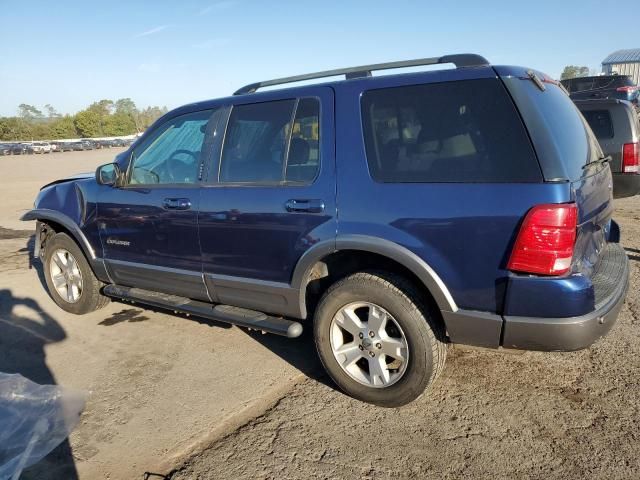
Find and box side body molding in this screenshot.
[292,234,458,317]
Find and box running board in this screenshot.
[102,285,303,338]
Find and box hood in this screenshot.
[41,172,94,190]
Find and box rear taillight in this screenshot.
[616,86,639,93]
[622,143,639,173]
[508,204,578,276]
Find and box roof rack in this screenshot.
[233,53,489,95]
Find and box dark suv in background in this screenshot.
[23,54,630,406]
[575,99,640,198]
[561,75,640,110]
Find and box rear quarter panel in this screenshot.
[334,71,571,313]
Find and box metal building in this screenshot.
[602,48,640,85]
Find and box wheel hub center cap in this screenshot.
[361,338,374,351]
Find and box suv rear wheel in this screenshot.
[43,232,110,315]
[314,271,446,407]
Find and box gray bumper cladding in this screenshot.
[502,243,630,351]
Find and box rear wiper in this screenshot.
[583,155,611,169]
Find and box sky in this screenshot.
[0,0,636,117]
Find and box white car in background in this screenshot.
[30,142,52,154]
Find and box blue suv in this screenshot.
[23,54,630,406]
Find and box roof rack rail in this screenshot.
[233,53,489,95]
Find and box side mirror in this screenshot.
[96,163,121,186]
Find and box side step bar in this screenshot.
[103,285,303,338]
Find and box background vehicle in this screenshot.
[11,143,30,155]
[576,99,640,198]
[561,75,640,110]
[70,141,95,151]
[81,139,95,150]
[0,144,12,155]
[23,54,629,407]
[30,142,52,154]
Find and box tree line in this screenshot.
[0,99,168,141]
[560,65,590,80]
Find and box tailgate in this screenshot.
[572,162,614,276]
[496,67,615,276]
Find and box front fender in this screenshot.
[21,208,96,260]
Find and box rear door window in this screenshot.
[361,78,541,183]
[219,98,321,184]
[581,110,614,139]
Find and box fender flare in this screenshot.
[21,208,96,260]
[292,234,458,316]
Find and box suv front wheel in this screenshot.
[314,271,446,407]
[43,232,110,315]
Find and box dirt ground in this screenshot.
[0,150,315,480]
[172,197,640,480]
[2,150,639,479]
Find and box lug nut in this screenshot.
[376,343,382,349]
[358,332,364,339]
[358,345,364,351]
[369,352,375,357]
[369,331,375,338]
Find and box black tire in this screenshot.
[43,232,110,315]
[314,271,446,407]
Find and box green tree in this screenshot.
[74,110,102,137]
[115,98,137,115]
[44,104,61,118]
[138,106,167,129]
[560,65,589,80]
[88,99,114,117]
[50,115,78,139]
[104,111,136,136]
[18,103,43,120]
[0,117,33,141]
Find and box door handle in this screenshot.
[285,199,324,213]
[163,198,191,210]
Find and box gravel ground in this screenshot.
[172,196,640,480]
[0,150,315,479]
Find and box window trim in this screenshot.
[121,107,218,188]
[215,96,322,187]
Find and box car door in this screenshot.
[97,107,222,300]
[198,88,336,317]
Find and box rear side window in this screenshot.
[361,78,541,183]
[219,98,321,184]
[581,110,614,139]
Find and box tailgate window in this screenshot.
[502,78,602,181]
[361,78,542,183]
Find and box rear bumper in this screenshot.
[444,243,629,351]
[502,243,629,351]
[613,173,640,199]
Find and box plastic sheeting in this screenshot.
[0,373,86,480]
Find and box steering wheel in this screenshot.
[131,166,160,184]
[167,149,198,183]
